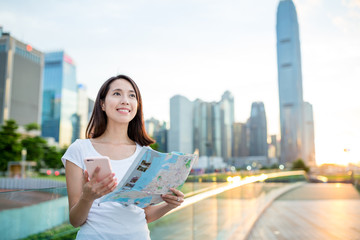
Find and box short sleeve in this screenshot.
[61,139,85,169]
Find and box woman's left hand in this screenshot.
[161,188,185,209]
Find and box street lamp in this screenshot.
[21,148,27,178]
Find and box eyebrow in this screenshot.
[111,88,135,93]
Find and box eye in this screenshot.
[130,93,136,98]
[113,92,121,96]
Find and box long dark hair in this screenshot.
[86,75,155,146]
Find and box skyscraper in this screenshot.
[232,122,249,157]
[303,102,316,166]
[76,84,89,139]
[0,27,44,126]
[168,95,193,153]
[249,102,268,157]
[220,91,234,162]
[41,51,78,147]
[276,0,304,165]
[145,117,168,152]
[193,100,216,156]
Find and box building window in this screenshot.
[281,63,292,68]
[280,38,291,43]
[15,46,41,64]
[0,44,6,52]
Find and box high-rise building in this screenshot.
[303,102,316,166]
[193,100,216,156]
[276,0,305,165]
[269,134,280,160]
[145,117,168,152]
[232,122,249,157]
[0,27,44,126]
[169,91,234,159]
[76,84,89,139]
[41,51,78,147]
[249,102,268,157]
[88,98,95,120]
[212,101,222,157]
[168,95,193,153]
[220,91,234,162]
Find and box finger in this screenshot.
[163,197,183,206]
[100,174,116,188]
[162,194,183,203]
[83,170,89,182]
[90,167,100,182]
[170,188,185,198]
[100,179,118,195]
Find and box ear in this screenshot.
[100,100,105,111]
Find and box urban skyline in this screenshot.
[0,0,359,166]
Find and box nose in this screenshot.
[121,96,129,105]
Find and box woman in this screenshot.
[62,75,184,239]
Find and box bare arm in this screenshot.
[65,160,117,227]
[144,188,184,223]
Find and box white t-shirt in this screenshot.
[62,139,151,240]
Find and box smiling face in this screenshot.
[101,79,138,125]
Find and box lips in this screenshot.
[117,108,131,113]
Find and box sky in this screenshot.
[1,0,359,166]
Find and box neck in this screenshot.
[96,121,134,145]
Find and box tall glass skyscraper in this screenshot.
[220,91,234,162]
[303,102,316,167]
[249,102,268,157]
[41,51,78,147]
[168,95,193,154]
[276,0,304,165]
[0,27,44,126]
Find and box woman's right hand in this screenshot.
[81,167,118,202]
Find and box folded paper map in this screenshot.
[100,147,198,208]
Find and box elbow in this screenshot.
[146,217,153,224]
[69,216,86,228]
[70,220,81,228]
[145,214,152,224]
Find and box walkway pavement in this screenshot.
[247,183,360,240]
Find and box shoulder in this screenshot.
[136,143,152,152]
[61,139,89,169]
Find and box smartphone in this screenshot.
[84,156,112,181]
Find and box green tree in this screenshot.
[270,163,279,169]
[21,136,47,167]
[0,120,22,171]
[150,142,160,152]
[24,122,40,131]
[292,158,310,173]
[43,145,64,169]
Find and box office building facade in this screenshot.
[303,102,316,166]
[168,95,193,154]
[0,27,44,126]
[76,84,89,139]
[232,122,249,157]
[193,100,216,156]
[249,102,268,157]
[276,0,305,165]
[41,51,78,147]
[145,117,168,152]
[220,91,234,162]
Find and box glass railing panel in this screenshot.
[0,187,69,240]
[0,171,306,240]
